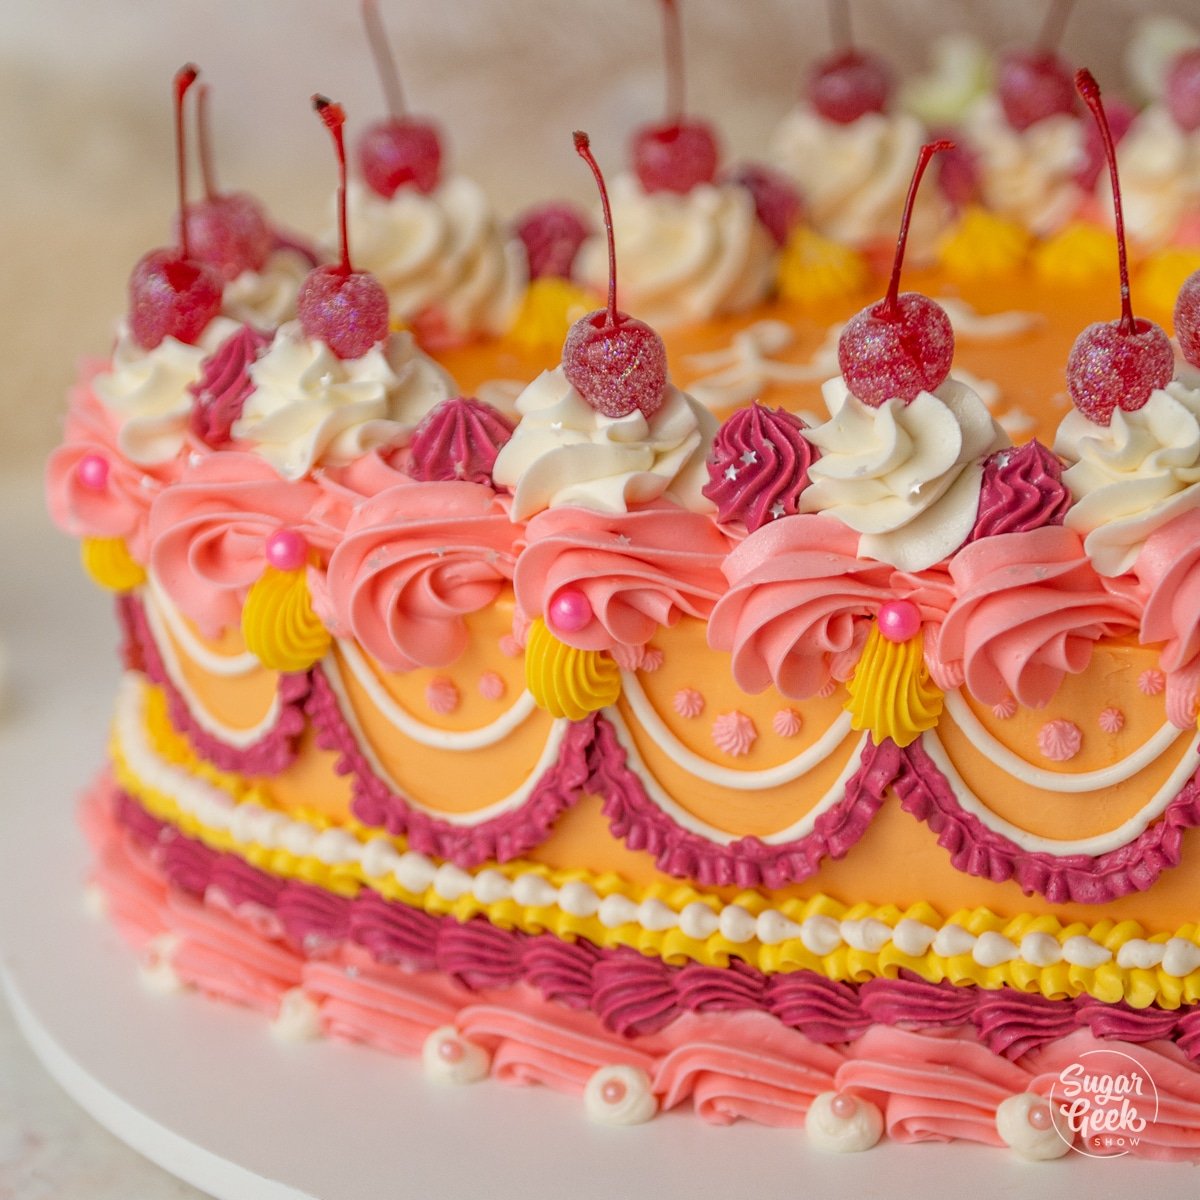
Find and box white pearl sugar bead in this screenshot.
[422,1026,491,1085]
[583,1065,658,1125]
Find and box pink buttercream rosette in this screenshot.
[937,526,1140,709]
[315,480,521,672]
[514,504,731,653]
[707,515,893,698]
[46,366,182,563]
[148,452,340,638]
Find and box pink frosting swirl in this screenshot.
[702,403,816,532]
[317,481,520,672]
[46,370,178,562]
[708,515,893,698]
[966,440,1071,543]
[188,324,271,448]
[937,526,1140,708]
[514,504,730,652]
[148,452,337,637]
[1134,507,1200,674]
[407,396,515,486]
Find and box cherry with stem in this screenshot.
[807,0,893,125]
[997,0,1077,132]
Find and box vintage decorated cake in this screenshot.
[45,1,1200,1161]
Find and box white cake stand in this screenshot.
[0,476,1192,1199]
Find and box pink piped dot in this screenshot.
[479,671,506,701]
[877,599,921,643]
[830,1093,858,1120]
[1027,1102,1053,1131]
[1139,669,1165,696]
[601,1079,627,1104]
[548,587,593,634]
[438,1037,465,1063]
[499,634,523,658]
[77,453,110,491]
[265,529,308,571]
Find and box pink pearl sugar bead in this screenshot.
[830,1093,858,1120]
[77,453,110,491]
[265,529,308,572]
[877,599,921,643]
[1026,1102,1053,1131]
[437,1036,465,1064]
[548,587,593,634]
[601,1078,628,1104]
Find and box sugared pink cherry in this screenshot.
[830,1093,858,1120]
[128,65,223,350]
[513,203,591,280]
[997,2,1078,131]
[837,141,954,407]
[1027,1102,1053,1131]
[935,138,981,210]
[265,529,308,572]
[630,0,719,194]
[299,96,390,360]
[809,50,893,124]
[548,587,593,634]
[723,163,805,246]
[1166,48,1200,133]
[1066,70,1173,425]
[177,84,273,281]
[564,132,668,420]
[877,599,921,643]
[1174,270,1200,369]
[358,0,443,196]
[77,454,109,492]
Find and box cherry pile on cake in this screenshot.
[46,1,1200,1161]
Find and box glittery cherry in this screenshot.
[836,141,954,406]
[630,0,719,194]
[722,163,805,246]
[1166,48,1200,133]
[563,132,667,419]
[997,1,1077,132]
[178,83,273,281]
[357,0,442,196]
[1175,270,1200,369]
[807,2,892,124]
[128,65,223,350]
[1066,70,1174,425]
[297,97,390,360]
[513,202,592,280]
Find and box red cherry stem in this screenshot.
[1037,0,1075,52]
[660,0,685,124]
[313,95,353,275]
[573,131,619,328]
[362,0,407,120]
[1076,69,1135,334]
[173,64,199,260]
[877,139,952,321]
[197,83,218,201]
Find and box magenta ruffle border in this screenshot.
[586,714,894,889]
[111,786,1200,1063]
[121,594,309,777]
[304,665,593,868]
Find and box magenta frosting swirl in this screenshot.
[972,988,1080,1059]
[437,918,522,991]
[406,396,515,486]
[188,324,271,449]
[592,949,681,1037]
[859,974,977,1030]
[352,890,442,971]
[521,937,602,1011]
[966,440,1071,543]
[764,971,872,1042]
[702,404,816,532]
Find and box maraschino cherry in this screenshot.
[630,0,719,194]
[514,203,592,280]
[1066,70,1174,424]
[563,132,667,419]
[178,83,273,281]
[807,1,893,124]
[836,141,954,406]
[1166,48,1200,133]
[128,65,223,350]
[1175,271,1200,369]
[297,97,390,360]
[357,0,442,196]
[722,163,805,247]
[996,0,1077,132]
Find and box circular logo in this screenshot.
[1048,1047,1160,1158]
